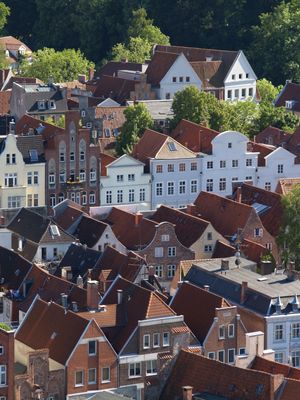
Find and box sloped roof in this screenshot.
[276,178,300,195]
[247,141,275,166]
[0,91,10,115]
[242,239,269,264]
[190,60,225,88]
[0,245,32,289]
[171,119,219,154]
[251,356,300,380]
[74,215,108,248]
[15,114,64,139]
[92,75,135,104]
[171,281,229,343]
[151,205,209,247]
[94,61,144,79]
[212,240,235,258]
[16,298,89,364]
[160,349,275,400]
[100,152,116,177]
[0,36,31,52]
[275,82,300,112]
[104,207,156,250]
[16,135,45,163]
[193,191,254,238]
[255,126,291,146]
[53,204,84,231]
[146,51,179,86]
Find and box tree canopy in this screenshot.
[0,1,9,32]
[116,103,153,155]
[19,48,94,82]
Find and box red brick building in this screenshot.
[0,325,14,400]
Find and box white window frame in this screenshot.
[167,264,176,278]
[88,340,97,356]
[128,362,141,378]
[155,247,163,258]
[228,324,235,338]
[156,182,163,197]
[168,246,176,257]
[102,367,110,383]
[218,350,225,362]
[163,332,170,347]
[75,370,84,387]
[274,324,284,341]
[146,359,157,376]
[153,333,160,348]
[208,352,215,359]
[88,368,97,384]
[219,325,225,339]
[143,334,150,349]
[167,181,175,195]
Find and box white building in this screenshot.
[100,154,151,211]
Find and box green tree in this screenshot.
[256,79,281,104]
[116,103,153,155]
[0,2,9,32]
[44,115,65,128]
[278,185,300,267]
[19,48,94,82]
[250,0,300,85]
[112,37,152,63]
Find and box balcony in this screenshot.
[60,179,86,190]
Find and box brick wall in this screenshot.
[0,328,14,400]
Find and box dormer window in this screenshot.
[285,100,294,109]
[49,100,56,109]
[38,100,46,110]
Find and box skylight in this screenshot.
[29,149,38,162]
[168,142,177,151]
[50,225,60,236]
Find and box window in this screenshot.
[153,333,160,347]
[246,158,252,167]
[219,325,225,339]
[27,194,32,207]
[278,164,283,174]
[207,232,212,240]
[232,177,238,182]
[179,76,183,83]
[168,142,177,151]
[105,128,110,137]
[227,143,232,149]
[239,73,243,79]
[218,350,225,362]
[228,349,235,364]
[191,162,197,171]
[232,160,238,168]
[292,323,300,338]
[227,90,232,99]
[128,174,135,181]
[129,189,135,203]
[140,188,145,202]
[179,163,185,172]
[167,181,174,195]
[129,362,141,377]
[12,153,16,164]
[155,247,163,257]
[168,264,176,277]
[246,73,249,78]
[59,171,66,183]
[49,194,56,207]
[80,150,85,161]
[168,246,176,257]
[5,173,17,187]
[219,178,226,191]
[232,74,236,80]
[156,182,163,196]
[161,234,170,242]
[228,324,235,338]
[33,194,38,207]
[5,154,9,164]
[49,173,55,186]
[70,152,75,162]
[117,190,123,203]
[266,242,272,251]
[89,191,96,204]
[156,165,163,173]
[220,160,226,168]
[172,76,176,82]
[88,368,96,384]
[254,228,263,237]
[27,172,32,185]
[106,190,112,204]
[206,179,213,192]
[155,265,163,278]
[79,169,85,181]
[249,88,253,96]
[275,352,284,363]
[208,352,215,360]
[207,161,213,169]
[204,245,213,252]
[186,76,190,82]
[274,324,284,341]
[143,334,150,349]
[58,193,64,203]
[0,365,5,386]
[163,332,170,347]
[292,351,300,367]
[168,163,174,172]
[242,88,246,97]
[239,348,246,355]
[191,180,198,193]
[88,340,97,355]
[102,367,110,383]
[8,196,21,208]
[38,100,45,110]
[265,182,271,191]
[146,360,157,375]
[179,181,186,194]
[32,171,38,184]
[234,89,239,98]
[59,152,65,162]
[0,347,3,356]
[75,370,84,387]
[117,174,123,182]
[90,169,96,182]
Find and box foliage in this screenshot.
[0,322,11,331]
[278,185,300,267]
[256,78,281,104]
[19,48,94,82]
[0,1,9,32]
[116,103,153,155]
[44,115,65,128]
[250,0,300,85]
[111,7,169,63]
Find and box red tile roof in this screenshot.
[92,75,135,104]
[247,141,274,166]
[15,114,64,139]
[132,128,168,165]
[146,51,179,86]
[100,152,116,176]
[242,239,269,264]
[276,178,300,195]
[255,126,291,147]
[0,91,10,114]
[151,205,210,247]
[212,240,235,258]
[160,349,277,400]
[94,61,144,79]
[171,119,219,153]
[171,281,230,343]
[251,356,300,380]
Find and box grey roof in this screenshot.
[126,100,174,120]
[185,259,300,316]
[191,257,257,272]
[16,135,45,163]
[68,391,134,400]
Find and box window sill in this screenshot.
[128,375,141,379]
[88,381,97,385]
[101,380,111,384]
[146,372,157,376]
[74,384,84,388]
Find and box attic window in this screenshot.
[38,100,46,110]
[29,149,38,162]
[49,100,56,109]
[285,100,294,109]
[50,225,60,236]
[168,142,177,151]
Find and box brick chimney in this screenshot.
[135,212,143,226]
[236,187,242,203]
[87,280,100,310]
[182,386,193,400]
[240,281,248,304]
[186,204,197,216]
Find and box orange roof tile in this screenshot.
[100,152,116,176]
[276,178,300,195]
[0,91,10,114]
[251,356,300,380]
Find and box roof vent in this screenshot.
[206,56,213,62]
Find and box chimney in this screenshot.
[72,301,78,312]
[240,281,248,304]
[9,120,15,135]
[76,275,83,288]
[236,187,242,203]
[87,280,100,310]
[117,289,123,305]
[135,212,143,226]
[186,204,197,216]
[221,259,229,271]
[204,285,210,291]
[88,67,94,81]
[182,386,193,400]
[61,293,68,309]
[0,216,5,226]
[61,266,73,281]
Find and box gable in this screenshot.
[224,51,257,83]
[160,53,202,87]
[107,153,145,168]
[156,136,197,159]
[265,146,296,161]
